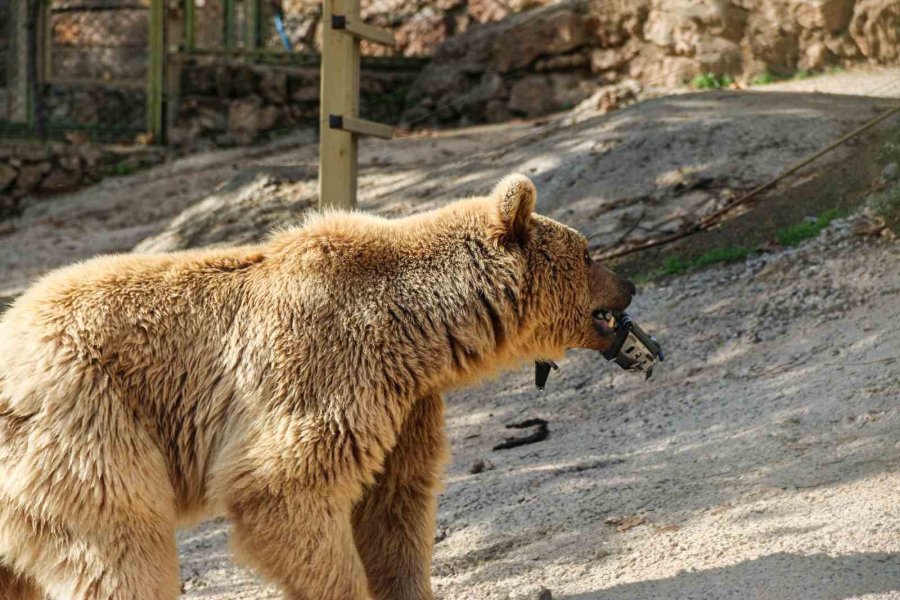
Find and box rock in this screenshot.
[40,167,82,193]
[643,0,746,54]
[508,75,554,117]
[15,144,50,162]
[259,71,288,105]
[850,0,900,62]
[535,52,589,71]
[850,214,887,236]
[695,36,742,74]
[59,154,82,173]
[469,458,495,474]
[491,4,589,72]
[588,0,650,47]
[227,96,280,142]
[800,41,830,70]
[214,66,232,98]
[574,79,641,114]
[589,44,636,73]
[485,99,511,122]
[399,0,898,128]
[882,162,899,181]
[395,8,449,56]
[741,9,800,76]
[231,66,257,97]
[14,164,46,193]
[468,0,510,23]
[290,79,321,103]
[0,164,17,190]
[533,587,553,600]
[795,0,856,33]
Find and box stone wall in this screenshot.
[275,0,524,57]
[43,85,147,133]
[0,141,165,219]
[400,0,900,127]
[170,61,421,148]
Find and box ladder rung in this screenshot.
[329,115,394,139]
[331,15,394,46]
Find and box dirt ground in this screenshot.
[1,67,899,599]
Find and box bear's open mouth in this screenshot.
[592,309,618,336]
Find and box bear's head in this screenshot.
[488,173,635,359]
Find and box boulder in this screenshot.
[491,3,589,72]
[228,96,280,142]
[508,75,555,117]
[850,0,900,62]
[14,164,47,194]
[259,70,288,105]
[590,43,638,73]
[794,0,855,33]
[40,167,82,193]
[800,40,830,70]
[395,7,449,56]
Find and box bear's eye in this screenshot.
[584,250,592,265]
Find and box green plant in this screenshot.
[662,245,752,276]
[751,71,779,86]
[692,72,735,90]
[751,70,817,86]
[112,162,133,176]
[774,208,843,246]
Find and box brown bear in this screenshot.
[0,174,634,600]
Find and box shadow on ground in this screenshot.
[563,552,900,600]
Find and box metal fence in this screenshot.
[0,0,427,145]
[0,0,154,142]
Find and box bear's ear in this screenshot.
[489,173,536,245]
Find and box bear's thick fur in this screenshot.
[0,174,634,600]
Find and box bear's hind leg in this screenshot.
[230,487,370,600]
[1,506,181,600]
[0,564,42,600]
[352,394,448,600]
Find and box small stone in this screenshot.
[0,163,17,190]
[882,162,898,181]
[469,458,495,474]
[59,154,82,173]
[533,587,553,600]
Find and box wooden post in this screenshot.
[223,0,235,51]
[8,0,31,124]
[318,0,394,211]
[246,0,260,49]
[319,0,360,210]
[184,0,194,50]
[147,0,165,142]
[165,0,183,137]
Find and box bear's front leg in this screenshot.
[352,394,449,600]
[229,484,371,600]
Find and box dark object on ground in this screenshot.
[533,587,553,600]
[493,418,549,450]
[469,458,495,474]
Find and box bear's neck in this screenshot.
[382,236,536,399]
